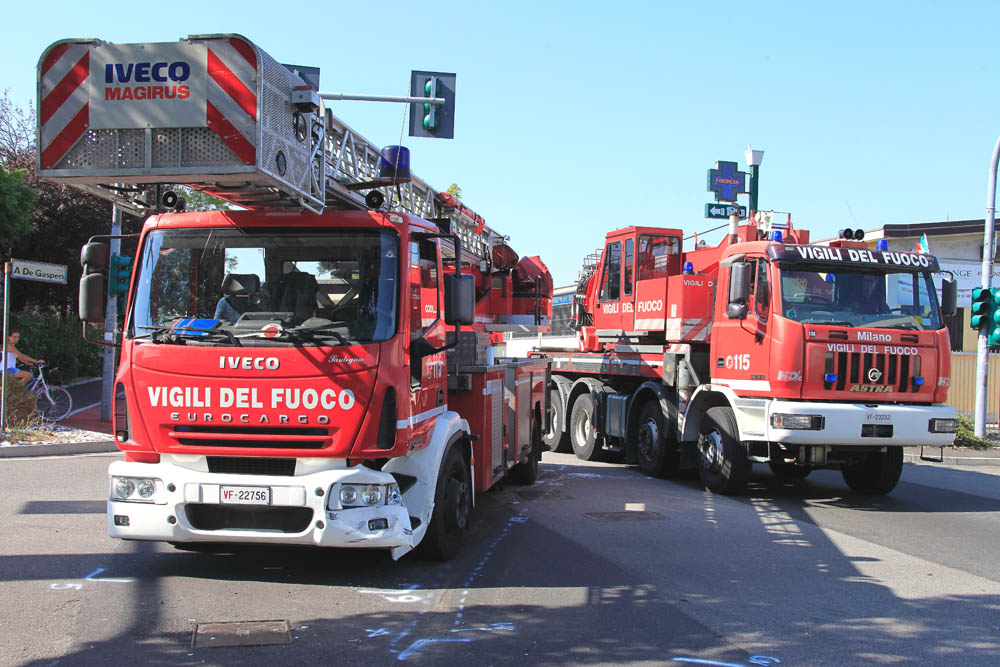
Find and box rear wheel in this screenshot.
[542,388,570,453]
[419,444,472,560]
[697,406,750,494]
[510,417,541,485]
[37,386,73,422]
[636,400,677,477]
[768,462,812,480]
[841,446,903,495]
[570,393,602,461]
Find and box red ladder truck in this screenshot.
[37,34,552,559]
[541,213,959,495]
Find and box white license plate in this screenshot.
[220,485,272,505]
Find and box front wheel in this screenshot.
[841,447,903,495]
[419,444,472,561]
[697,406,750,494]
[37,386,73,422]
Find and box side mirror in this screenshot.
[444,273,475,325]
[81,242,109,272]
[727,262,750,319]
[79,273,106,323]
[727,302,749,320]
[940,277,957,317]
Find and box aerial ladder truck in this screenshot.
[541,213,959,495]
[37,34,552,559]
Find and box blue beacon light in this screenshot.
[683,261,694,274]
[876,239,889,251]
[771,230,783,242]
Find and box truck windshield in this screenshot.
[130,228,399,345]
[779,266,942,331]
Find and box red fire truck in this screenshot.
[37,34,552,559]
[542,213,959,495]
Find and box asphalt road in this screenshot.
[1,452,998,666]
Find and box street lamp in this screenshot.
[745,145,764,215]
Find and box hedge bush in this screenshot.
[953,415,996,450]
[7,312,101,381]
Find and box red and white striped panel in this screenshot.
[204,37,259,166]
[39,41,91,170]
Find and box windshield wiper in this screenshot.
[282,325,349,346]
[135,325,241,346]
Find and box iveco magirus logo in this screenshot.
[867,367,883,383]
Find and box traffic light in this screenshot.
[423,76,441,132]
[989,288,1000,347]
[108,254,132,296]
[408,70,455,139]
[970,286,994,332]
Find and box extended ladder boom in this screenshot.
[37,33,498,264]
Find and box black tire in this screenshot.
[37,386,73,422]
[697,406,751,494]
[841,446,904,495]
[768,462,812,480]
[542,388,570,453]
[569,393,602,461]
[419,444,472,560]
[510,417,541,485]
[636,400,677,477]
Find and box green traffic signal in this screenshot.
[971,286,995,331]
[108,254,132,296]
[423,77,440,131]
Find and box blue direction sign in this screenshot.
[705,203,747,220]
[707,161,748,202]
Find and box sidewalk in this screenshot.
[0,405,117,458]
[903,445,1000,467]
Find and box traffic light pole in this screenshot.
[101,204,122,421]
[974,136,1000,438]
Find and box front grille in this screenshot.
[186,504,313,532]
[207,456,296,476]
[172,425,329,450]
[825,351,922,393]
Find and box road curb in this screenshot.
[0,440,118,459]
[903,453,1000,467]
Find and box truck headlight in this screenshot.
[928,418,957,433]
[771,414,825,430]
[334,483,401,509]
[111,476,159,503]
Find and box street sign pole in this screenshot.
[1,262,9,432]
[974,136,1000,437]
[101,204,123,421]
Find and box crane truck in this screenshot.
[37,34,552,559]
[541,213,959,495]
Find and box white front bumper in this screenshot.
[765,401,957,446]
[107,458,416,550]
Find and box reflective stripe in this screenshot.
[710,378,772,392]
[396,404,446,430]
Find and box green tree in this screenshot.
[446,183,462,199]
[177,186,234,211]
[0,166,34,249]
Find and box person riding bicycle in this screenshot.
[6,331,43,385]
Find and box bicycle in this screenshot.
[26,362,73,423]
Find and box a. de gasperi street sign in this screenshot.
[11,259,68,284]
[707,161,748,202]
[705,203,748,220]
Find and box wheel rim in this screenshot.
[547,405,558,439]
[699,429,724,473]
[445,476,470,532]
[574,408,591,446]
[638,417,658,461]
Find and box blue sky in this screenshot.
[4,1,1000,285]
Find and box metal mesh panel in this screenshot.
[180,127,238,166]
[151,129,180,167]
[59,129,144,169]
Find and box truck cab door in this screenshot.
[713,258,772,394]
[407,238,447,444]
[595,240,623,333]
